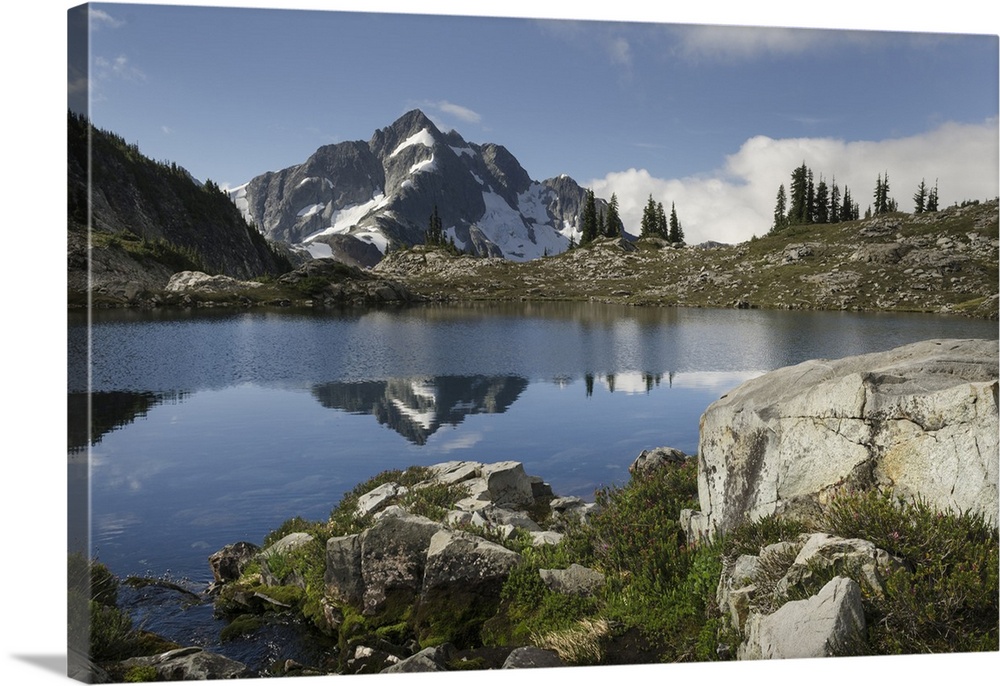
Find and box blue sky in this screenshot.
[73,1,998,243]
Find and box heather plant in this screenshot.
[488,458,731,662]
[824,489,998,654]
[722,513,810,560]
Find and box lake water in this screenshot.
[66,302,997,659]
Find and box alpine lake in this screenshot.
[67,301,999,671]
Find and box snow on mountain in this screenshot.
[232,109,615,263]
[390,128,436,157]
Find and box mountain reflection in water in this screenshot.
[312,375,528,445]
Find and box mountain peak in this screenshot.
[368,109,444,161]
[386,109,441,141]
[239,110,611,263]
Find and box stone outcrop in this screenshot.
[276,257,419,305]
[717,532,906,638]
[118,647,250,681]
[208,541,259,584]
[689,338,999,538]
[501,646,565,669]
[422,529,521,595]
[353,512,446,616]
[738,576,866,660]
[629,446,688,475]
[320,461,579,622]
[165,271,265,294]
[539,564,606,597]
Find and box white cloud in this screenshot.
[608,36,632,67]
[89,8,124,30]
[94,54,146,82]
[418,100,482,127]
[667,24,943,63]
[672,25,833,60]
[591,119,999,245]
[436,101,482,124]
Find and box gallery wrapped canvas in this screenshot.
[61,1,997,684]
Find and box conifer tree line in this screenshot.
[912,178,940,214]
[771,162,860,233]
[423,205,460,254]
[771,163,944,234]
[639,195,685,244]
[580,189,627,245]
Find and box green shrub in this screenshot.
[824,489,999,654]
[89,601,139,662]
[289,275,332,298]
[262,516,330,548]
[68,553,119,607]
[485,553,599,647]
[220,615,264,642]
[722,514,810,560]
[581,459,699,586]
[485,459,728,662]
[123,665,158,682]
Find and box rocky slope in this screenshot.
[374,200,1000,319]
[67,111,292,305]
[231,109,622,261]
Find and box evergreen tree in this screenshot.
[873,171,892,215]
[913,179,928,214]
[926,180,939,212]
[425,205,445,246]
[805,168,816,223]
[788,162,809,225]
[771,184,788,233]
[830,179,841,224]
[640,195,658,237]
[815,177,829,224]
[668,202,684,243]
[597,208,606,239]
[655,202,668,238]
[604,193,621,238]
[841,186,856,222]
[581,189,598,244]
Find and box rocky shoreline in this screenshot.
[79,338,999,680]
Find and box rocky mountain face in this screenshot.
[67,111,291,299]
[232,109,619,262]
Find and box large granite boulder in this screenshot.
[690,339,999,538]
